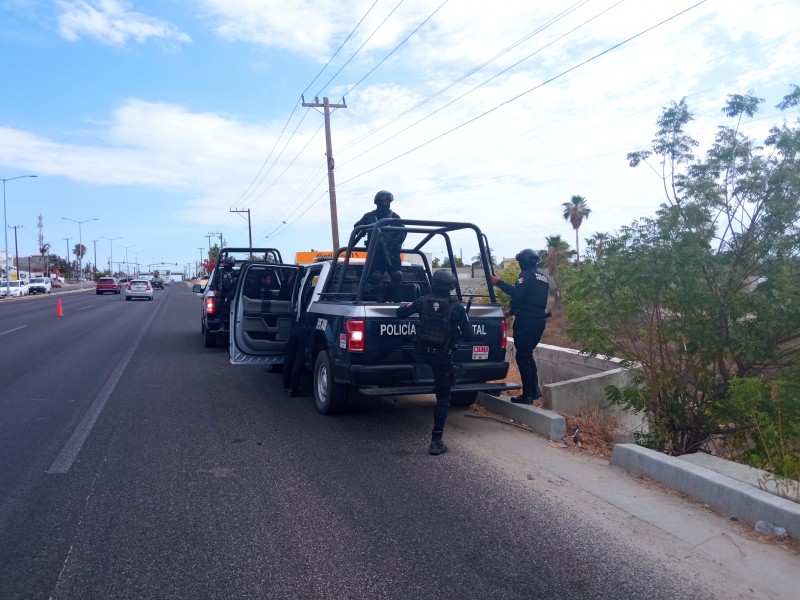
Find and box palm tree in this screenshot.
[585,231,609,261]
[39,242,50,276]
[73,243,87,262]
[471,247,498,267]
[562,195,592,265]
[544,235,571,277]
[544,234,572,312]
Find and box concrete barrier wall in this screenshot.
[507,342,648,436]
[534,343,624,385]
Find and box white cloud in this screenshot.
[56,0,191,45]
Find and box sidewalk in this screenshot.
[453,393,799,599]
[476,392,800,537]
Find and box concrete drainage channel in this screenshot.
[475,392,800,540]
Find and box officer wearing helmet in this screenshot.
[353,190,407,286]
[491,249,549,404]
[396,269,471,455]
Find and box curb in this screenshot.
[610,443,800,538]
[475,393,800,538]
[476,392,566,440]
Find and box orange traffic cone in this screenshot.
[56,298,63,317]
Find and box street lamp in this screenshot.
[101,236,122,277]
[62,217,98,289]
[2,175,37,298]
[120,245,136,278]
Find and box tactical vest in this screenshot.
[417,295,456,347]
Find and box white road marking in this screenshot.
[0,325,27,336]
[77,305,94,311]
[47,298,163,474]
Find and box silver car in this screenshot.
[125,278,154,301]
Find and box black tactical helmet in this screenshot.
[374,190,394,205]
[515,248,539,267]
[431,269,456,291]
[221,256,235,270]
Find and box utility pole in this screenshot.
[63,237,72,279]
[198,247,205,275]
[8,224,22,277]
[92,240,98,277]
[208,231,223,251]
[230,208,252,254]
[302,95,347,251]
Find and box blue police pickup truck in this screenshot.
[228,219,520,414]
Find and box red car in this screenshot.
[96,277,121,295]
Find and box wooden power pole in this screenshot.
[230,208,252,254]
[302,96,347,250]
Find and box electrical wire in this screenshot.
[339,0,625,167]
[338,0,594,153]
[337,0,709,187]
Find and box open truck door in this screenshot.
[229,262,302,366]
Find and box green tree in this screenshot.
[471,247,498,267]
[561,87,800,455]
[441,256,464,268]
[208,244,220,265]
[584,232,609,262]
[39,242,50,275]
[72,243,87,262]
[543,235,571,278]
[562,195,591,264]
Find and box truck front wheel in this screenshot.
[314,350,349,415]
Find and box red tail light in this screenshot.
[127,284,132,291]
[346,319,365,352]
[501,318,508,350]
[205,297,216,314]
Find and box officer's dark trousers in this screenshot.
[513,315,546,399]
[282,324,307,391]
[421,349,451,439]
[368,252,403,285]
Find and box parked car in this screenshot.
[125,278,153,301]
[151,277,164,289]
[96,277,121,295]
[0,280,30,297]
[28,277,52,295]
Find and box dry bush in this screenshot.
[562,411,618,458]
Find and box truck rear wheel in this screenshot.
[314,350,349,415]
[203,324,217,348]
[450,391,478,408]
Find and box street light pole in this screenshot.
[101,236,122,277]
[120,245,136,278]
[62,217,98,289]
[2,175,37,297]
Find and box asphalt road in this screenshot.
[0,284,712,599]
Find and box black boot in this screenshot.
[428,439,448,455]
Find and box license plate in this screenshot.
[472,345,489,360]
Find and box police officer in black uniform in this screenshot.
[353,190,407,286]
[396,270,471,455]
[491,249,549,404]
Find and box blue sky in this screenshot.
[1,0,799,275]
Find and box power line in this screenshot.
[236,1,381,207]
[315,0,410,98]
[338,0,709,186]
[339,0,626,167]
[338,0,593,153]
